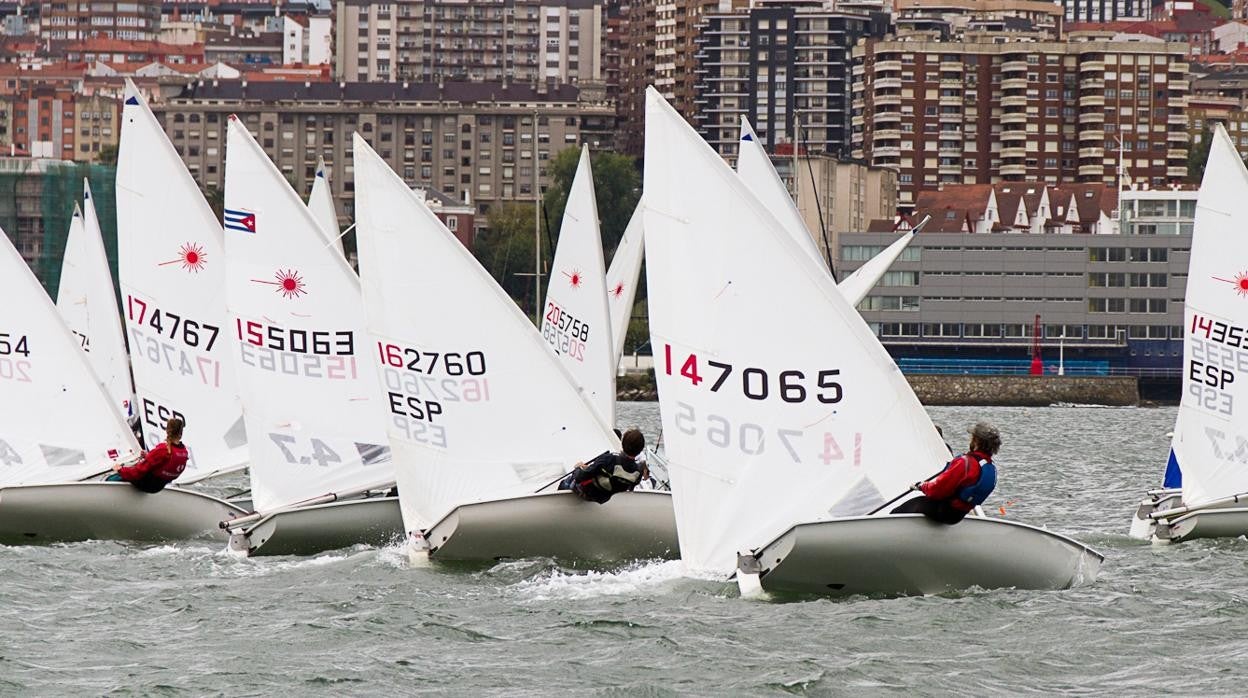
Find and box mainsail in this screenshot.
[307,156,345,257]
[736,117,826,271]
[352,134,616,531]
[56,183,135,421]
[606,206,644,366]
[644,88,948,575]
[116,79,246,481]
[541,146,616,426]
[1,225,140,485]
[1169,124,1248,507]
[224,119,393,513]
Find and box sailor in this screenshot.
[891,421,1000,525]
[558,428,648,504]
[107,417,189,494]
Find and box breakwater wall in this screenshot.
[617,370,1140,406]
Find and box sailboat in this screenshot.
[1129,123,1248,544]
[353,134,676,563]
[605,207,644,367]
[735,117,919,307]
[0,226,246,544]
[116,79,248,485]
[218,118,400,556]
[56,181,135,422]
[643,88,1100,597]
[541,145,615,426]
[307,156,346,258]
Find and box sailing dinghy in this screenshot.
[644,88,1100,597]
[56,182,135,422]
[353,134,676,563]
[0,226,246,545]
[307,156,345,258]
[606,206,644,368]
[1130,124,1248,545]
[117,79,248,485]
[735,116,918,307]
[218,118,400,556]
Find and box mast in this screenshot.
[533,109,542,324]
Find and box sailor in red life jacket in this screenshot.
[891,421,1000,525]
[107,416,189,494]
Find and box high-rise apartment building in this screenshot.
[852,37,1190,208]
[334,0,603,85]
[692,4,886,159]
[1061,0,1149,22]
[39,0,162,41]
[153,80,616,231]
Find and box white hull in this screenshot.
[425,490,678,563]
[228,496,403,557]
[742,515,1103,597]
[1128,490,1182,541]
[1160,507,1248,543]
[0,482,248,545]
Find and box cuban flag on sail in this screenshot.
[224,208,256,234]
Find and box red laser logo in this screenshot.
[252,268,308,299]
[158,242,207,273]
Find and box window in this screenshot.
[881,271,920,286]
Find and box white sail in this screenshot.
[116,79,246,481]
[307,156,345,257]
[224,119,393,513]
[0,225,140,485]
[736,117,826,271]
[57,183,136,422]
[1170,124,1248,507]
[606,206,644,366]
[644,88,948,575]
[837,229,917,307]
[352,134,617,531]
[541,146,616,426]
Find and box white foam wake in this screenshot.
[512,559,699,602]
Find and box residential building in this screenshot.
[152,79,616,234]
[333,0,604,85]
[1186,93,1248,149]
[204,30,283,65]
[1118,184,1197,235]
[1061,0,1150,23]
[39,0,162,42]
[692,4,886,160]
[902,182,1119,235]
[893,0,1063,39]
[416,187,476,249]
[275,15,333,66]
[852,36,1191,208]
[71,92,122,162]
[778,155,898,262]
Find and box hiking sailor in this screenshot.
[107,416,190,493]
[891,421,1000,524]
[558,428,648,504]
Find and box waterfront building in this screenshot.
[852,35,1191,208]
[152,79,616,233]
[39,0,162,42]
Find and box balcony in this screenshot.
[1000,129,1027,141]
[1001,95,1027,108]
[872,111,901,125]
[1167,166,1188,177]
[939,61,963,73]
[1001,112,1028,124]
[851,114,865,126]
[939,95,962,106]
[1167,129,1187,142]
[1168,113,1187,125]
[1002,60,1028,73]
[939,112,963,123]
[1001,146,1027,159]
[1000,163,1027,176]
[875,128,901,140]
[875,94,901,106]
[1079,147,1104,159]
[875,76,901,90]
[1002,77,1028,90]
[875,60,902,72]
[1080,94,1105,107]
[939,164,962,175]
[1080,60,1104,73]
[1079,163,1104,176]
[1169,80,1189,92]
[872,146,901,158]
[1079,129,1104,141]
[1167,148,1187,160]
[1079,110,1105,124]
[1170,62,1189,74]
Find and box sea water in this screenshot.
[1,404,1244,694]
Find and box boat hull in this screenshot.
[1156,506,1248,544]
[747,515,1103,597]
[0,482,248,545]
[426,490,678,563]
[230,496,403,556]
[1129,490,1182,540]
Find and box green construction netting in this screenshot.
[0,160,119,299]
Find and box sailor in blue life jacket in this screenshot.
[891,421,1000,525]
[558,428,649,504]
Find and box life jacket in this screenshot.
[575,452,642,501]
[956,455,996,507]
[132,443,189,494]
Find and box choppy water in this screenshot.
[2,404,1245,695]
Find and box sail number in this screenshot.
[129,326,221,388]
[376,342,486,376]
[0,333,30,356]
[127,296,220,350]
[1205,426,1248,465]
[268,433,342,468]
[1192,313,1247,349]
[542,301,590,362]
[675,402,861,465]
[238,320,353,356]
[663,345,842,404]
[0,438,23,465]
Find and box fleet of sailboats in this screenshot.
[0,79,1170,600]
